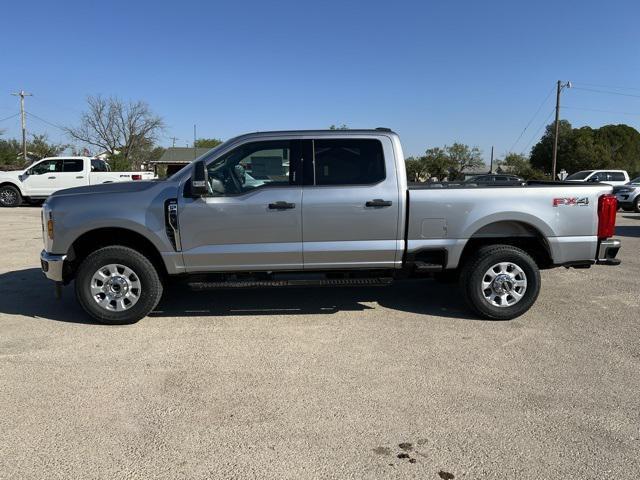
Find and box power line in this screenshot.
[571,86,640,99]
[571,82,640,92]
[521,108,555,154]
[0,113,19,123]
[25,111,66,131]
[508,86,555,152]
[563,105,640,117]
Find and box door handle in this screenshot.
[48,176,56,179]
[76,176,84,179]
[365,199,392,207]
[268,201,296,210]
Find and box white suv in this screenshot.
[565,169,630,186]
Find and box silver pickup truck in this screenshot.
[40,129,621,324]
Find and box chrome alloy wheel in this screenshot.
[0,187,18,206]
[90,264,141,311]
[481,262,527,308]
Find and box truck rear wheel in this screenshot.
[0,185,22,207]
[75,246,163,324]
[460,245,540,320]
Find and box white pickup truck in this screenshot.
[0,156,155,207]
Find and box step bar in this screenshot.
[189,277,394,290]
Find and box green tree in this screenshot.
[27,134,67,161]
[0,138,21,169]
[194,138,223,148]
[422,147,455,180]
[405,156,426,182]
[445,142,484,179]
[329,124,349,130]
[109,137,166,170]
[497,152,545,180]
[530,121,640,176]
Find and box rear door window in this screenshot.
[607,172,626,181]
[63,159,84,172]
[311,139,385,186]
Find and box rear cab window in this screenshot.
[310,139,385,186]
[91,159,110,172]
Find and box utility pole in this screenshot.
[193,124,197,159]
[169,136,180,148]
[11,90,32,163]
[489,146,494,173]
[552,80,571,180]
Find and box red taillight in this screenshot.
[597,194,617,239]
[132,174,142,180]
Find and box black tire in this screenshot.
[75,246,163,325]
[0,184,22,207]
[634,196,640,213]
[460,245,541,320]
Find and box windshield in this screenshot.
[628,176,640,185]
[566,170,593,180]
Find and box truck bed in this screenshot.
[405,182,614,269]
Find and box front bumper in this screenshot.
[596,239,621,265]
[40,250,66,282]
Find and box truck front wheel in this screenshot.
[75,246,163,324]
[0,185,22,207]
[460,245,540,320]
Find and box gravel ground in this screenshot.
[0,207,638,479]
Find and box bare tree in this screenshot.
[65,96,164,167]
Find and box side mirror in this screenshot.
[191,160,208,197]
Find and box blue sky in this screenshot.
[1,0,639,161]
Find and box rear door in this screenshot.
[58,159,88,190]
[301,136,401,269]
[179,139,304,272]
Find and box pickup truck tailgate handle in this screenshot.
[268,201,296,210]
[365,199,392,207]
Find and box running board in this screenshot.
[189,277,394,290]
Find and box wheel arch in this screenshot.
[0,181,24,196]
[459,220,553,269]
[66,227,168,282]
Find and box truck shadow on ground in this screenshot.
[0,268,477,324]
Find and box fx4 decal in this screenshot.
[553,197,590,207]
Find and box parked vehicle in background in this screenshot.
[614,176,640,212]
[0,157,155,207]
[463,174,525,185]
[565,169,630,186]
[39,129,621,325]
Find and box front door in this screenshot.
[179,139,303,272]
[22,159,64,196]
[301,137,401,269]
